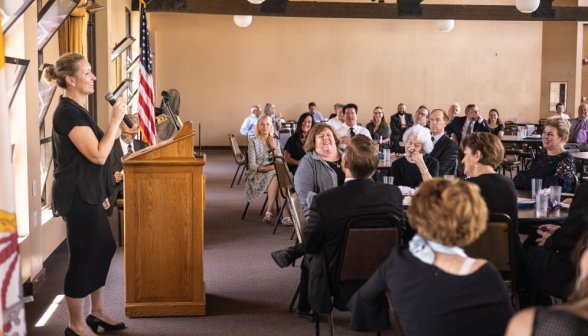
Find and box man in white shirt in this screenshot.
[327,103,345,131]
[336,103,371,148]
[555,103,570,119]
[240,105,262,136]
[106,114,149,216]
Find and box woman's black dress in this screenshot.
[513,151,576,193]
[386,155,439,188]
[283,135,307,175]
[490,124,504,136]
[52,96,116,298]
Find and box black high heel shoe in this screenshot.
[65,327,79,336]
[85,315,126,332]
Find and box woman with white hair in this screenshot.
[385,124,439,188]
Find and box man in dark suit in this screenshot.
[389,103,414,150]
[446,104,491,144]
[446,104,491,176]
[107,114,149,216]
[270,136,404,320]
[429,109,458,175]
[524,182,588,299]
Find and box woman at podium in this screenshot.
[48,53,127,336]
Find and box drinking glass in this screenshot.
[384,149,390,160]
[443,175,455,181]
[550,186,562,210]
[531,179,542,199]
[383,176,394,185]
[536,193,549,217]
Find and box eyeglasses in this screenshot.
[415,112,428,118]
[123,132,139,137]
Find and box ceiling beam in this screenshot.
[143,0,588,22]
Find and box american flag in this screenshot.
[138,0,156,145]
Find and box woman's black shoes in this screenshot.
[85,315,126,332]
[65,327,79,336]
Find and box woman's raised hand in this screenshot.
[268,134,276,148]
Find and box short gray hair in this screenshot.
[403,124,434,154]
[122,114,139,128]
[264,103,274,115]
[451,103,460,108]
[251,105,260,113]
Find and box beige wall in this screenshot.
[149,13,543,146]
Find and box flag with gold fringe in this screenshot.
[0,3,27,335]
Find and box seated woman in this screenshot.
[245,115,287,223]
[385,124,439,188]
[284,113,315,175]
[506,229,588,336]
[366,106,390,146]
[348,179,514,336]
[294,123,344,217]
[514,116,576,193]
[488,109,504,136]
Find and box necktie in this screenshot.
[128,144,134,154]
[570,120,583,143]
[349,127,356,137]
[432,136,435,144]
[466,122,473,135]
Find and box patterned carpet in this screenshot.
[25,149,398,336]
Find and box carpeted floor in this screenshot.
[25,149,398,336]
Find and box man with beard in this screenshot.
[390,103,414,150]
[106,114,149,217]
[335,103,372,149]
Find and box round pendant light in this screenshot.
[234,15,253,28]
[248,0,265,3]
[515,0,540,14]
[436,20,455,32]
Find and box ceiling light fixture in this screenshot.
[234,15,253,27]
[515,0,540,14]
[436,20,454,32]
[248,0,265,4]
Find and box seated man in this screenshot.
[106,114,149,217]
[429,109,458,175]
[524,181,588,299]
[395,105,429,153]
[569,103,587,152]
[389,103,414,149]
[239,105,261,137]
[271,135,404,320]
[335,103,372,149]
[327,103,345,131]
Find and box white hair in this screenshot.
[403,124,434,154]
[251,105,260,113]
[451,103,460,108]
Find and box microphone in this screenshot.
[104,93,133,128]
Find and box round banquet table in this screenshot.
[516,190,569,234]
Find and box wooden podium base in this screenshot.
[125,284,206,317]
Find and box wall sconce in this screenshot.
[436,20,455,32]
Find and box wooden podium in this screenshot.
[122,122,206,317]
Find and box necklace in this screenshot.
[327,158,341,168]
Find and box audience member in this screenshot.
[569,103,588,152]
[523,181,588,300]
[327,103,345,130]
[308,102,324,123]
[264,103,282,134]
[390,103,414,149]
[348,179,514,335]
[429,109,458,176]
[447,104,491,144]
[245,116,285,223]
[445,103,461,135]
[328,103,343,121]
[335,104,371,149]
[555,102,570,119]
[284,113,315,175]
[294,124,344,217]
[386,125,439,188]
[513,117,576,193]
[395,106,429,153]
[507,228,588,336]
[106,114,148,217]
[272,136,404,321]
[240,105,262,136]
[365,106,390,145]
[488,109,504,136]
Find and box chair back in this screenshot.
[229,134,244,164]
[525,123,535,135]
[279,129,292,148]
[273,156,292,197]
[286,186,307,243]
[464,213,516,286]
[504,128,515,136]
[565,143,579,150]
[336,215,402,288]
